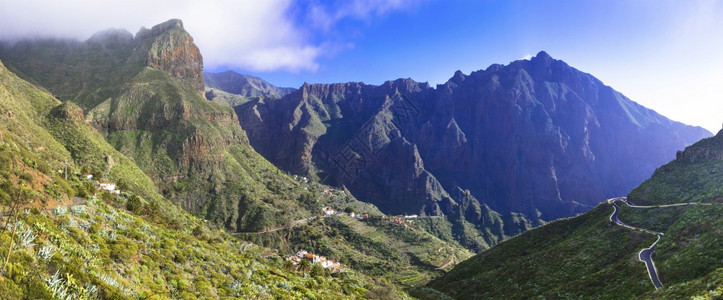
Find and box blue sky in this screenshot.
[0,0,721,132]
[255,0,723,133]
[234,0,723,133]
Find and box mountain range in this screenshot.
[0,19,474,298]
[208,51,710,248]
[0,17,719,299]
[0,54,394,298]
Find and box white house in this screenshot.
[99,182,120,195]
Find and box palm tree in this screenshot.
[283,260,295,272]
[298,259,311,273]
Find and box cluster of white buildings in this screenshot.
[348,212,369,220]
[293,175,309,183]
[292,250,344,272]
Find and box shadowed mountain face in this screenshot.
[204,70,296,98]
[428,129,723,299]
[230,51,711,222]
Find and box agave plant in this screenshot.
[37,244,55,261]
[84,283,98,297]
[103,213,116,222]
[16,222,36,248]
[54,206,68,216]
[98,274,121,289]
[67,218,78,229]
[46,270,72,300]
[70,205,85,215]
[78,220,91,231]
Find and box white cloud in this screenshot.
[521,54,532,60]
[0,0,416,72]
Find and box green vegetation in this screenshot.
[428,204,656,299]
[430,130,723,299]
[0,195,379,298]
[627,132,723,298]
[205,87,256,107]
[0,58,406,298]
[629,130,723,206]
[0,22,319,234]
[234,181,472,288]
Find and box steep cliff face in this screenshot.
[0,20,308,232]
[232,51,711,223]
[136,19,205,94]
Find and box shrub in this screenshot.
[126,195,143,213]
[110,237,138,262]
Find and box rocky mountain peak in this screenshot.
[381,78,429,94]
[136,19,204,94]
[135,19,184,40]
[448,70,467,85]
[533,50,552,61]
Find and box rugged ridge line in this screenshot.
[231,51,711,224]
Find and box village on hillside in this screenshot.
[289,250,345,273]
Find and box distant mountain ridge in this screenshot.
[230,51,711,224]
[204,70,296,98]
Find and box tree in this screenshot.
[283,260,295,272]
[310,264,326,277]
[2,182,31,272]
[126,195,143,213]
[298,259,311,273]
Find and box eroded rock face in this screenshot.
[235,51,711,221]
[137,19,204,94]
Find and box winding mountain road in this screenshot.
[607,197,713,290]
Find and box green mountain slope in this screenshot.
[237,182,474,287]
[0,19,314,233]
[429,129,723,299]
[0,58,387,298]
[0,19,475,294]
